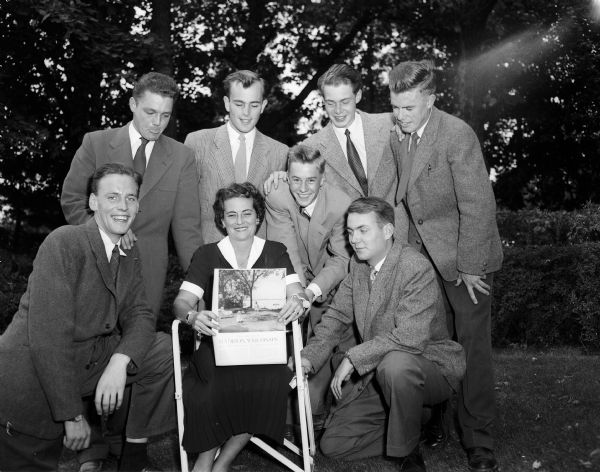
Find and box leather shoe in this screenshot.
[421,401,448,448]
[79,460,103,472]
[395,446,426,472]
[467,447,498,471]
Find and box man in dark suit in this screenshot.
[301,198,465,472]
[389,60,503,471]
[265,143,352,424]
[185,70,288,244]
[61,72,202,319]
[0,164,175,472]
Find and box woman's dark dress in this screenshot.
[182,240,295,453]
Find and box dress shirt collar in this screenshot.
[371,256,386,274]
[226,122,256,150]
[128,122,155,165]
[302,196,319,218]
[332,111,363,142]
[217,236,265,269]
[98,227,126,261]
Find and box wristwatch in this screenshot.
[291,294,310,310]
[185,310,194,325]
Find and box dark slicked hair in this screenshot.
[347,197,395,228]
[132,72,179,101]
[90,163,142,197]
[213,182,266,234]
[388,60,436,95]
[317,64,362,95]
[223,70,266,97]
[287,144,325,174]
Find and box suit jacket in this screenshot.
[185,124,288,244]
[0,219,155,439]
[60,125,202,315]
[302,240,465,410]
[265,182,352,299]
[302,111,398,205]
[391,107,503,281]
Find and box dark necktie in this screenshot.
[110,245,120,283]
[133,137,149,177]
[345,129,368,196]
[399,132,419,201]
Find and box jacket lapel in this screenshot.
[108,125,134,166]
[361,112,385,185]
[306,189,330,267]
[139,135,174,200]
[408,107,440,190]
[213,125,235,186]
[320,124,363,195]
[247,130,268,185]
[85,219,117,298]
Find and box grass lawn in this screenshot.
[58,348,600,472]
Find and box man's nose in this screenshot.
[300,181,308,192]
[334,102,342,114]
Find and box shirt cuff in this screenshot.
[180,281,204,300]
[306,282,322,299]
[285,274,301,285]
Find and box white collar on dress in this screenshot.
[217,236,266,269]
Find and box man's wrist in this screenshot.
[291,293,310,310]
[66,414,84,423]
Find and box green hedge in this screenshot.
[2,235,599,352]
[493,243,600,351]
[497,203,600,246]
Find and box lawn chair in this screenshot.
[172,319,316,472]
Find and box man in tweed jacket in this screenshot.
[0,164,175,472]
[301,197,465,471]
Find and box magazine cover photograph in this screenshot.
[212,268,287,333]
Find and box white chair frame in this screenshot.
[172,319,316,472]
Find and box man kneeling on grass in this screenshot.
[301,197,466,472]
[0,163,175,472]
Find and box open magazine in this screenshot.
[211,268,287,366]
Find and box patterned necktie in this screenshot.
[110,245,120,283]
[133,137,149,177]
[345,129,368,196]
[399,132,419,201]
[234,134,247,183]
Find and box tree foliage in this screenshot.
[1,0,599,233]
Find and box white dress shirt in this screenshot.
[128,123,155,166]
[227,122,256,176]
[332,112,368,177]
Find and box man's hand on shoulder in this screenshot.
[63,415,91,451]
[263,171,288,194]
[455,272,490,305]
[120,229,137,250]
[95,353,130,416]
[330,356,355,401]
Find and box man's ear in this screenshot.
[89,193,98,212]
[223,96,231,113]
[427,93,436,110]
[355,89,363,105]
[383,222,394,240]
[260,99,267,114]
[129,97,137,113]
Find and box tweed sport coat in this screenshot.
[392,107,503,281]
[0,219,155,439]
[185,124,288,244]
[302,240,465,411]
[60,125,202,315]
[302,111,398,205]
[265,182,352,299]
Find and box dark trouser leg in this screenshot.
[319,382,386,460]
[0,422,62,472]
[376,351,452,458]
[440,275,496,450]
[306,301,332,420]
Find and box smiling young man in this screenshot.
[389,60,503,472]
[300,197,465,472]
[185,70,288,244]
[0,164,175,472]
[300,64,398,204]
[265,144,352,426]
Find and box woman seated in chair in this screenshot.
[173,182,309,472]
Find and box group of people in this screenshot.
[0,60,503,472]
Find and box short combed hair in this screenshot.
[213,182,266,234]
[347,197,395,227]
[317,64,362,95]
[90,163,142,197]
[223,70,266,97]
[287,144,325,174]
[388,60,436,95]
[132,72,179,101]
